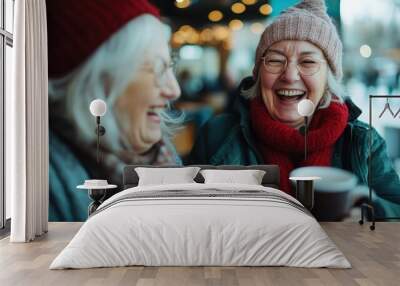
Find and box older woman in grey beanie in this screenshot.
[188,0,400,218]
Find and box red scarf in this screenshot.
[250,97,349,195]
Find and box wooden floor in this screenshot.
[0,222,399,286]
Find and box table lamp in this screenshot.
[89,99,107,164]
[297,99,315,160]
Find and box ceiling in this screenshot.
[150,0,272,29]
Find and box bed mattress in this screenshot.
[50,183,351,269]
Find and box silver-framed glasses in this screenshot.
[153,54,178,88]
[261,53,326,76]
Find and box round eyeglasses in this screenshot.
[153,55,178,88]
[261,54,326,76]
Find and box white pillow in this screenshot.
[200,169,266,185]
[135,167,200,186]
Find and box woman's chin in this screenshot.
[145,131,162,145]
[131,132,162,154]
[274,113,303,127]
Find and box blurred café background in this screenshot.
[152,0,400,174]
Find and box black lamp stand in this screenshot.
[304,116,308,161]
[95,116,106,164]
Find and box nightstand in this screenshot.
[77,183,117,216]
[289,176,321,210]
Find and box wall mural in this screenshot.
[47,0,400,222]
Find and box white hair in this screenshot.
[320,68,345,108]
[242,67,345,109]
[49,15,182,152]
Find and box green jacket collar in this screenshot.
[345,96,362,122]
[232,77,262,162]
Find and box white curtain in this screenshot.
[8,0,48,242]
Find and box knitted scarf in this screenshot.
[250,96,349,195]
[50,111,178,189]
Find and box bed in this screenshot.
[50,165,350,269]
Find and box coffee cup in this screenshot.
[290,167,358,221]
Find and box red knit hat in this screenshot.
[47,0,160,78]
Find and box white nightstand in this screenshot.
[289,176,321,210]
[77,183,117,216]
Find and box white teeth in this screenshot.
[276,89,305,96]
[148,106,164,113]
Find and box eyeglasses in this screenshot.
[261,53,326,76]
[152,55,178,88]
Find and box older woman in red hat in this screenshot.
[47,0,181,221]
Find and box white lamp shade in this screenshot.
[89,99,107,117]
[297,99,315,117]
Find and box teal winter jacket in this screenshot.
[49,130,182,221]
[188,77,400,218]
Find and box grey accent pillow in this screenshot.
[200,169,266,185]
[135,167,201,186]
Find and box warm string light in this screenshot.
[213,26,230,41]
[176,1,272,45]
[250,22,264,34]
[231,2,246,14]
[175,0,191,9]
[208,10,223,22]
[172,1,275,48]
[242,0,257,5]
[200,28,213,42]
[259,4,273,15]
[229,19,243,31]
[171,25,231,47]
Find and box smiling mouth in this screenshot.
[275,89,307,102]
[147,105,166,123]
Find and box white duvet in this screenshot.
[50,183,351,269]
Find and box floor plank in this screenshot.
[0,222,399,286]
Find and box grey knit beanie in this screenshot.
[253,0,343,80]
